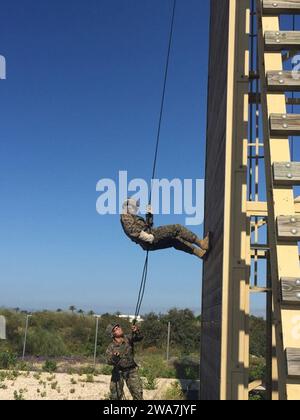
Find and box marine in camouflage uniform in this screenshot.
[121,199,211,259]
[106,323,143,400]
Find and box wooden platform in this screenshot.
[265,31,300,51]
[263,0,300,15]
[273,162,300,185]
[267,71,300,92]
[270,114,300,136]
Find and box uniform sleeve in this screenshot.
[121,215,147,240]
[106,344,120,366]
[131,331,144,343]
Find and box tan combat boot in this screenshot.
[193,247,207,260]
[196,232,211,251]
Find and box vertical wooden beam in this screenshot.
[201,0,250,400]
[257,1,300,399]
[220,0,251,401]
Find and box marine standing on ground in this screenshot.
[106,323,144,400]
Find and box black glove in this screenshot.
[112,354,120,364]
[146,213,154,230]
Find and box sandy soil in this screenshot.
[0,371,180,400]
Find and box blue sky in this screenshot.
[0,0,265,316]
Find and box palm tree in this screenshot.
[69,306,76,314]
[77,309,84,315]
[56,309,63,313]
[88,310,95,316]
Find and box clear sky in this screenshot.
[0,0,266,316]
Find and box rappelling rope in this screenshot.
[133,0,177,323]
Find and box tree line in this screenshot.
[0,308,266,359]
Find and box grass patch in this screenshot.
[42,360,57,373]
[163,382,185,400]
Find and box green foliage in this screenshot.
[0,351,17,369]
[51,381,58,390]
[26,328,67,357]
[85,374,94,383]
[163,382,185,400]
[142,371,157,390]
[0,382,7,390]
[0,370,19,381]
[249,393,265,401]
[249,357,266,382]
[0,308,203,360]
[101,365,113,376]
[42,360,57,373]
[173,356,199,380]
[249,316,266,358]
[0,308,267,385]
[13,389,26,400]
[140,354,176,379]
[141,309,200,353]
[17,361,29,372]
[80,366,96,375]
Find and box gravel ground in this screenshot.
[0,371,179,400]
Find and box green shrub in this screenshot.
[163,382,185,400]
[33,372,41,381]
[13,389,26,400]
[173,356,199,380]
[142,372,157,390]
[42,360,57,373]
[249,358,266,382]
[249,393,264,401]
[140,355,176,379]
[81,366,96,375]
[27,329,67,357]
[85,374,94,383]
[17,361,29,372]
[51,381,58,390]
[0,351,17,369]
[101,365,113,376]
[2,370,20,381]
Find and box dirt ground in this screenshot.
[0,371,181,400]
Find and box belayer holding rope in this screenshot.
[121,199,211,260]
[106,323,144,400]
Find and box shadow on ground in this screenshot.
[173,356,200,400]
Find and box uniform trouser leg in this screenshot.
[172,237,195,255]
[174,225,198,243]
[110,368,125,400]
[152,225,197,244]
[124,368,144,400]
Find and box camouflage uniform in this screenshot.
[106,331,143,400]
[121,213,199,256]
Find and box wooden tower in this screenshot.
[200,0,300,400]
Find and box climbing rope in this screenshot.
[133,0,177,323]
[149,0,177,204]
[134,252,149,322]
